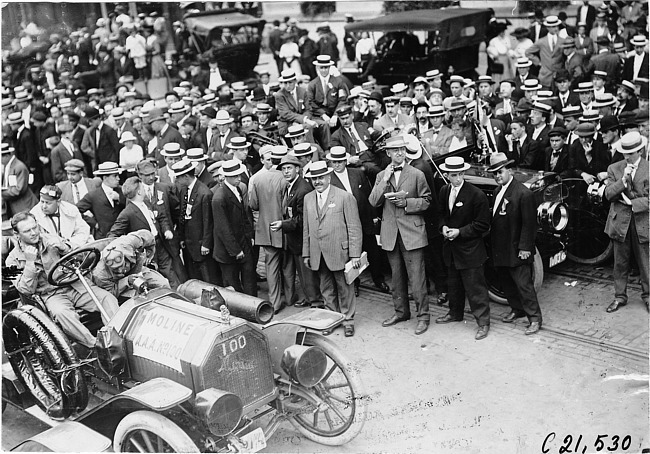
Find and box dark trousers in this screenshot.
[613,217,649,304]
[496,264,542,323]
[155,239,180,289]
[220,248,257,297]
[424,235,448,294]
[447,259,491,326]
[184,250,223,286]
[362,232,386,286]
[318,257,355,326]
[265,246,289,310]
[386,234,430,321]
[283,251,322,305]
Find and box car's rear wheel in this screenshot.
[113,410,200,453]
[289,332,367,446]
[487,248,544,305]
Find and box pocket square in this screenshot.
[455,201,463,207]
[157,200,164,205]
[328,203,336,208]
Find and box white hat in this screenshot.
[440,156,471,172]
[119,131,137,143]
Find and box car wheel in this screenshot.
[487,248,544,305]
[288,332,367,446]
[113,410,200,453]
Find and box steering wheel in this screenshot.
[47,246,101,287]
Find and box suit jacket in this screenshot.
[576,4,596,31]
[29,201,92,250]
[409,157,442,239]
[274,87,309,136]
[511,135,541,169]
[574,35,594,58]
[81,123,120,168]
[373,113,413,133]
[178,180,213,262]
[51,140,84,183]
[76,185,125,239]
[14,126,38,170]
[306,76,349,118]
[331,122,374,164]
[96,56,116,91]
[565,52,586,81]
[525,34,566,87]
[107,200,171,239]
[152,124,185,167]
[623,52,649,81]
[249,169,287,248]
[555,91,581,110]
[145,181,181,256]
[604,158,649,243]
[281,177,312,255]
[212,183,254,264]
[56,177,101,204]
[331,168,376,235]
[528,124,551,156]
[303,185,362,271]
[438,181,491,270]
[490,179,537,267]
[567,140,611,178]
[422,126,454,156]
[544,145,572,175]
[589,52,620,78]
[369,163,431,251]
[114,56,136,80]
[209,129,240,161]
[1,157,39,217]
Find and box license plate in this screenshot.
[548,250,566,268]
[240,427,266,452]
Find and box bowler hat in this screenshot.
[599,115,619,132]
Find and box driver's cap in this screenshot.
[40,185,62,201]
[102,246,126,269]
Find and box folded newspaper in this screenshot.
[344,251,369,285]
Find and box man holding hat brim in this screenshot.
[434,156,491,339]
[603,131,649,313]
[623,35,649,81]
[51,122,85,183]
[486,153,543,334]
[76,162,125,239]
[369,135,432,335]
[302,160,362,337]
[525,15,566,89]
[80,106,121,172]
[567,122,611,184]
[211,159,257,296]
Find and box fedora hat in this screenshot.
[292,142,315,157]
[619,111,639,127]
[522,79,542,91]
[326,146,349,161]
[221,159,247,177]
[147,108,166,123]
[111,107,126,120]
[277,154,302,170]
[543,15,562,27]
[449,99,467,111]
[119,131,137,143]
[94,161,123,176]
[619,131,645,154]
[631,35,648,47]
[440,156,471,172]
[186,147,208,161]
[427,105,445,117]
[486,152,514,172]
[214,110,234,125]
[285,124,307,138]
[227,136,251,149]
[404,134,423,160]
[304,160,333,178]
[562,37,576,48]
[313,55,335,67]
[383,136,407,150]
[575,123,596,137]
[64,158,85,172]
[160,142,185,157]
[171,158,198,177]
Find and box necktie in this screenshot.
[493,185,505,215]
[318,193,325,210]
[585,148,592,164]
[293,90,298,106]
[513,140,520,162]
[550,35,556,52]
[448,187,457,212]
[96,129,101,148]
[73,183,80,203]
[48,214,60,234]
[347,128,359,153]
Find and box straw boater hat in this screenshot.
[574,81,594,93]
[292,142,315,157]
[94,162,123,176]
[326,146,349,161]
[440,156,471,172]
[220,159,247,177]
[477,75,494,85]
[304,160,332,178]
[286,124,307,138]
[543,15,562,27]
[169,101,189,114]
[186,148,208,161]
[391,83,409,94]
[383,135,407,150]
[619,131,645,154]
[427,105,445,117]
[313,55,335,67]
[522,79,542,91]
[403,134,423,160]
[592,70,608,80]
[160,143,185,157]
[579,110,602,122]
[446,75,465,86]
[618,80,636,93]
[426,69,442,80]
[562,105,582,118]
[630,35,648,47]
[111,107,126,120]
[171,158,198,177]
[227,136,251,149]
[7,112,23,125]
[1,143,14,154]
[486,152,514,172]
[516,57,533,68]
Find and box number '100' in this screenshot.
[221,335,247,356]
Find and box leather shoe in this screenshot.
[415,320,429,335]
[375,282,390,294]
[435,314,462,324]
[525,321,541,335]
[274,302,286,315]
[344,325,355,337]
[382,314,409,327]
[354,283,360,297]
[606,300,627,313]
[502,311,525,323]
[436,292,448,306]
[475,325,489,340]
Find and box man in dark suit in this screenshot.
[623,35,649,82]
[107,176,178,288]
[212,160,257,296]
[331,105,381,182]
[527,102,552,155]
[576,1,597,33]
[76,162,125,239]
[487,153,543,335]
[509,116,541,169]
[113,46,136,80]
[369,136,432,335]
[148,108,186,168]
[1,144,39,218]
[544,127,572,175]
[271,155,323,308]
[436,156,492,340]
[80,107,120,170]
[303,161,362,337]
[603,131,649,313]
[208,111,240,161]
[328,147,389,296]
[568,123,611,184]
[173,158,220,285]
[51,123,84,183]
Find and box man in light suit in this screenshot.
[369,136,432,335]
[604,132,649,313]
[274,69,319,138]
[436,156,492,340]
[487,153,543,335]
[421,106,454,157]
[373,96,413,133]
[526,15,567,89]
[56,159,99,232]
[1,144,39,219]
[303,161,362,337]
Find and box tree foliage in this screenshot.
[299,2,336,18]
[517,1,571,15]
[383,1,460,14]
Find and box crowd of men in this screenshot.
[1,2,648,345]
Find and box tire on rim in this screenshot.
[113,410,200,453]
[487,247,544,304]
[288,332,367,446]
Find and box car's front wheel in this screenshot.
[113,410,200,453]
[288,332,367,446]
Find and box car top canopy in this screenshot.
[344,8,491,50]
[184,11,263,38]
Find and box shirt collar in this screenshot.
[186,177,197,195]
[318,185,331,201]
[224,180,240,198]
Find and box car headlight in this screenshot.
[537,202,569,232]
[280,345,328,387]
[195,388,243,436]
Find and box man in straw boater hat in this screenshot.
[302,161,362,337]
[603,131,649,313]
[435,156,492,340]
[623,34,649,81]
[526,15,566,89]
[171,157,221,286]
[76,162,125,239]
[486,152,543,335]
[369,136,432,335]
[211,159,257,296]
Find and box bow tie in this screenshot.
[393,166,403,172]
[431,129,441,134]
[220,134,226,137]
[210,69,219,73]
[48,212,60,218]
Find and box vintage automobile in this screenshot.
[183,8,265,80]
[2,242,367,452]
[10,421,112,452]
[342,7,491,85]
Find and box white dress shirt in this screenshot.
[132,200,158,237]
[493,176,513,215]
[336,168,353,193]
[317,185,331,210]
[101,183,116,207]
